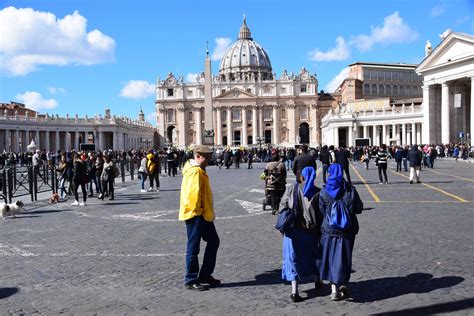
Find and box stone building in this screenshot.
[155,17,332,148]
[0,103,158,152]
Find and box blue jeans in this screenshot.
[285,159,293,170]
[139,172,147,189]
[402,158,408,171]
[185,216,220,285]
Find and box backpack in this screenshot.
[275,183,298,234]
[267,162,284,186]
[327,199,352,231]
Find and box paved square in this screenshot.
[1,159,473,315]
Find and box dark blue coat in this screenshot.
[319,184,363,237]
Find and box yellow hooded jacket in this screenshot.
[179,160,215,222]
[146,153,156,174]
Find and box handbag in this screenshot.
[275,183,298,234]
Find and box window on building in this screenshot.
[386,85,391,95]
[378,71,384,81]
[384,71,390,81]
[247,109,252,120]
[263,86,271,94]
[400,86,405,95]
[371,70,377,80]
[189,111,193,122]
[300,84,307,93]
[167,89,174,97]
[187,90,193,97]
[246,88,252,94]
[364,84,370,95]
[372,84,377,95]
[222,110,227,121]
[407,86,412,96]
[167,110,175,123]
[221,89,226,94]
[393,85,399,96]
[281,87,287,94]
[281,109,287,119]
[379,84,385,95]
[264,108,272,121]
[232,109,241,122]
[299,107,308,120]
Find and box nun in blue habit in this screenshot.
[318,163,363,301]
[280,166,323,303]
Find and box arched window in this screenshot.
[393,85,399,96]
[379,84,385,95]
[372,84,377,95]
[384,71,390,81]
[400,86,405,95]
[247,109,252,120]
[167,110,175,123]
[378,71,384,81]
[364,84,370,95]
[386,85,391,95]
[407,86,412,96]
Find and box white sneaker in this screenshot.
[71,200,79,206]
[79,202,87,206]
[148,187,154,192]
[156,188,160,192]
[140,189,147,193]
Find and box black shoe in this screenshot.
[185,283,209,291]
[88,194,93,198]
[410,180,413,184]
[290,293,303,303]
[198,275,221,287]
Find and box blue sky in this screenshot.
[1,0,473,124]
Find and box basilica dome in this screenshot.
[219,17,273,82]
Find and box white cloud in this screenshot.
[119,80,155,99]
[211,37,232,61]
[431,5,445,17]
[186,73,199,83]
[47,86,66,94]
[309,36,350,62]
[350,11,418,51]
[0,7,115,76]
[146,111,157,125]
[324,67,350,93]
[15,91,58,111]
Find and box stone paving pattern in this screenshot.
[1,159,473,315]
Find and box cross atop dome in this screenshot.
[238,14,252,40]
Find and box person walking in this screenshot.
[408,145,423,184]
[376,144,390,184]
[87,153,99,197]
[318,163,363,301]
[148,151,160,191]
[319,145,330,185]
[71,153,88,206]
[138,154,148,193]
[402,146,409,172]
[264,154,287,214]
[395,147,403,172]
[179,145,220,291]
[280,166,323,303]
[335,146,352,184]
[166,149,175,177]
[247,150,254,169]
[57,155,69,200]
[100,155,116,200]
[292,145,316,181]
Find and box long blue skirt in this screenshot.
[282,228,318,281]
[318,234,355,286]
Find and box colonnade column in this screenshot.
[195,108,202,145]
[242,107,248,146]
[258,106,264,138]
[216,108,222,146]
[392,123,397,145]
[75,131,80,150]
[14,130,19,152]
[422,85,431,144]
[372,125,377,146]
[99,131,105,150]
[227,107,232,146]
[287,105,296,145]
[411,123,416,145]
[382,125,387,145]
[252,106,258,144]
[363,125,368,139]
[55,131,60,151]
[333,127,339,147]
[45,131,50,151]
[441,83,450,144]
[272,106,279,145]
[416,123,421,144]
[402,124,407,146]
[471,77,474,147]
[177,108,186,148]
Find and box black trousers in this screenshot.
[102,180,114,198]
[378,163,388,183]
[74,182,87,202]
[269,189,285,212]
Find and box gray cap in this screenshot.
[193,145,212,154]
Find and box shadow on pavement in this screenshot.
[28,209,68,215]
[372,297,474,315]
[349,273,464,303]
[220,269,282,288]
[0,287,19,299]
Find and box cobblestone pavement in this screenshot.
[1,159,473,315]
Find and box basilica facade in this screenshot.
[155,18,328,148]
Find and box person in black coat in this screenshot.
[319,145,331,185]
[292,145,316,181]
[335,146,352,184]
[71,153,88,206]
[408,145,423,184]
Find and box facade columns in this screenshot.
[422,85,431,144]
[333,127,339,147]
[158,109,165,147]
[382,124,387,145]
[216,108,222,146]
[75,131,80,150]
[416,123,421,144]
[113,132,118,150]
[258,106,264,137]
[288,105,296,145]
[392,123,397,145]
[252,106,258,144]
[402,123,407,146]
[45,131,50,151]
[272,106,279,145]
[227,107,233,146]
[348,124,353,147]
[55,131,60,151]
[363,125,368,139]
[14,130,19,152]
[441,83,450,144]
[195,108,202,145]
[411,123,416,145]
[99,131,105,150]
[242,106,248,145]
[177,108,186,147]
[471,77,474,147]
[372,125,378,146]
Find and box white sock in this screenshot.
[331,283,338,294]
[291,281,298,294]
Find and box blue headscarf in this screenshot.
[301,166,317,199]
[326,163,345,199]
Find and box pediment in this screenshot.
[417,33,474,73]
[215,88,255,99]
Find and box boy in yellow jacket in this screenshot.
[179,145,220,291]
